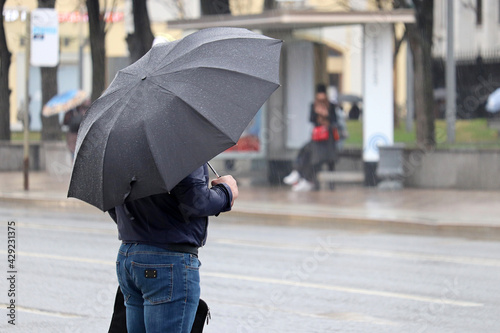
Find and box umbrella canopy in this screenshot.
[42,89,89,117]
[338,94,362,104]
[68,27,282,211]
[486,88,500,113]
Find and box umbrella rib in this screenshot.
[149,66,278,110]
[117,69,143,77]
[152,65,279,86]
[98,89,151,209]
[75,83,141,167]
[78,88,128,136]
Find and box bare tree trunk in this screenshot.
[127,0,154,64]
[200,0,231,15]
[0,0,11,140]
[406,0,435,148]
[39,0,61,141]
[86,0,106,102]
[40,67,61,140]
[394,0,435,147]
[408,26,435,148]
[392,26,407,128]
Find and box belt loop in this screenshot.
[125,243,133,255]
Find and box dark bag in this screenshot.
[191,299,211,333]
[108,287,127,333]
[108,286,210,333]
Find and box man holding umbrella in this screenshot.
[68,28,282,332]
[109,165,238,332]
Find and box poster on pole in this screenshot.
[362,23,394,162]
[31,9,59,67]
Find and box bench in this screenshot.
[317,170,364,189]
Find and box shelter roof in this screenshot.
[166,9,416,31]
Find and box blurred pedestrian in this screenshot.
[283,141,314,191]
[63,99,90,158]
[284,84,339,191]
[334,99,348,151]
[348,102,361,120]
[108,164,237,333]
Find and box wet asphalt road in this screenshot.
[1,204,499,333]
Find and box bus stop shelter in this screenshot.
[166,9,415,185]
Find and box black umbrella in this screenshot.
[338,94,362,104]
[68,27,282,211]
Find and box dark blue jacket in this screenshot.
[109,164,232,250]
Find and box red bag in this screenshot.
[312,126,340,142]
[312,126,329,141]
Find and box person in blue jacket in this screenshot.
[108,164,238,333]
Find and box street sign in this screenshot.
[31,9,59,67]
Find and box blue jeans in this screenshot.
[116,243,201,333]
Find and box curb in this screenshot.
[230,209,500,241]
[2,195,500,241]
[0,194,99,212]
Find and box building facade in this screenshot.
[3,0,196,131]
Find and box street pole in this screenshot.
[23,11,31,191]
[446,0,456,143]
[78,4,84,89]
[406,43,414,133]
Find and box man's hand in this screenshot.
[211,175,239,206]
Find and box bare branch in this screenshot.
[104,0,118,35]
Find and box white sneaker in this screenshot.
[283,170,301,185]
[291,178,314,192]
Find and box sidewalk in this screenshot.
[1,171,500,240]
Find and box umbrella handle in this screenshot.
[207,162,220,178]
